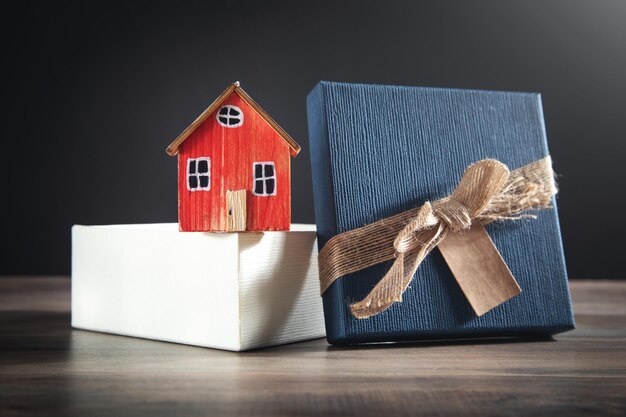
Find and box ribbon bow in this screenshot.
[318,156,557,319]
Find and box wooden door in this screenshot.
[226,190,246,232]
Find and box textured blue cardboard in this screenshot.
[306,81,575,345]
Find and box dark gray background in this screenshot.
[2,0,625,278]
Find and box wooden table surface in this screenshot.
[1,277,625,417]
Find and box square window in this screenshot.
[252,162,276,196]
[187,157,211,191]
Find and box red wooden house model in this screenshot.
[166,82,301,232]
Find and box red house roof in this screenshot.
[166,82,301,157]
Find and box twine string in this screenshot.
[318,156,557,319]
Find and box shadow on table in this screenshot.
[325,334,556,351]
[0,310,72,363]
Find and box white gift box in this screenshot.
[71,223,325,351]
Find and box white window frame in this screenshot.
[187,157,211,191]
[216,105,244,128]
[252,161,277,196]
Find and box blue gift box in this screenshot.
[306,81,575,345]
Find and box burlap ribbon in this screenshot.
[318,156,557,319]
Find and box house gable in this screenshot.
[166,82,300,157]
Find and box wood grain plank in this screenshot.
[226,189,247,231]
[0,277,625,417]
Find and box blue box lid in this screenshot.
[306,81,575,345]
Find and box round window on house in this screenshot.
[216,105,243,128]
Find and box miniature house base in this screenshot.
[71,223,325,351]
